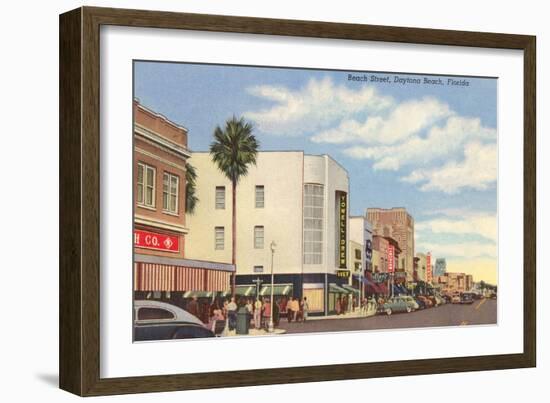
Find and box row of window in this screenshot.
[215,185,264,209]
[214,225,265,250]
[303,183,324,265]
[137,162,180,214]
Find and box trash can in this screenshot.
[236,306,250,335]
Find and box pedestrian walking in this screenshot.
[186,296,200,318]
[273,298,280,326]
[290,297,300,321]
[210,304,225,334]
[280,297,288,322]
[254,297,262,329]
[336,296,341,315]
[287,297,293,323]
[226,297,237,331]
[262,298,271,330]
[301,297,309,322]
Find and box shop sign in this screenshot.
[134,229,179,253]
[426,252,432,283]
[336,269,350,279]
[373,272,389,283]
[338,192,347,268]
[387,244,395,273]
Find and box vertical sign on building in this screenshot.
[364,220,373,274]
[338,192,347,268]
[387,244,395,273]
[426,252,432,283]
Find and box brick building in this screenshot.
[132,101,233,306]
[367,207,415,282]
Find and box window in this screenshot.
[253,265,264,273]
[215,227,225,250]
[303,183,324,264]
[162,172,179,214]
[137,162,156,207]
[255,185,264,208]
[355,248,362,260]
[137,307,174,321]
[254,226,264,249]
[215,186,225,209]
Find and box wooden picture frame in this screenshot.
[59,6,536,396]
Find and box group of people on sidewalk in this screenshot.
[185,294,310,334]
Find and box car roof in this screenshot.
[134,300,204,326]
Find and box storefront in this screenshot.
[133,254,234,308]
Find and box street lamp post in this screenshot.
[268,241,277,333]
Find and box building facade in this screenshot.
[415,252,428,283]
[433,272,473,294]
[367,208,415,282]
[132,101,233,308]
[349,216,373,297]
[185,151,350,315]
[434,258,447,277]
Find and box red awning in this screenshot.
[134,262,231,292]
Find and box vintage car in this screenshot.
[417,295,433,308]
[381,296,419,315]
[460,292,475,304]
[134,300,215,341]
[414,296,426,310]
[451,293,462,304]
[426,295,439,307]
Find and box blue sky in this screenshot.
[134,61,498,283]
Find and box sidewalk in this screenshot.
[306,308,378,321]
[220,327,287,337]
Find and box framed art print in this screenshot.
[59,6,536,396]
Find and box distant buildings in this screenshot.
[367,208,415,282]
[349,216,374,295]
[415,252,428,282]
[435,258,447,277]
[433,272,474,294]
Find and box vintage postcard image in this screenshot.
[132,62,497,341]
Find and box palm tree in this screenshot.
[210,116,259,296]
[185,162,199,214]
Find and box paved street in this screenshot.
[278,299,497,334]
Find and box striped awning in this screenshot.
[329,283,351,294]
[260,284,293,296]
[134,262,231,292]
[342,284,360,295]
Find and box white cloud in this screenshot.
[312,96,452,145]
[243,75,497,195]
[416,241,496,259]
[402,141,497,193]
[416,212,497,242]
[244,77,393,136]
[343,116,496,171]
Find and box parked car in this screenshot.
[460,292,474,304]
[381,296,419,315]
[134,300,215,341]
[417,295,433,308]
[441,294,452,303]
[403,296,420,311]
[434,294,446,305]
[426,295,439,307]
[414,297,426,310]
[471,291,483,300]
[451,293,461,304]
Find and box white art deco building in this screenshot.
[185,151,351,315]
